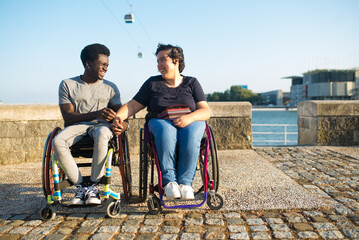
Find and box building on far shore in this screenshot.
[284,68,358,106]
[258,90,290,106]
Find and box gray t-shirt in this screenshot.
[59,76,122,114]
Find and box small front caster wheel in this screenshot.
[147,196,161,214]
[207,193,224,210]
[40,205,56,221]
[107,201,121,218]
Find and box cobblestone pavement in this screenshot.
[1,147,359,239]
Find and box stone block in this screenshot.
[208,102,252,117]
[0,104,62,121]
[25,120,64,137]
[298,116,317,129]
[317,101,359,116]
[298,101,318,117]
[298,128,318,145]
[25,151,43,163]
[208,117,252,150]
[0,138,24,152]
[23,137,44,152]
[0,151,26,165]
[299,100,359,117]
[0,121,26,138]
[354,130,359,143]
[298,101,359,146]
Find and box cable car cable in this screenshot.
[100,0,142,50]
[125,0,155,46]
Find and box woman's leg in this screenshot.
[177,121,206,186]
[148,118,178,186]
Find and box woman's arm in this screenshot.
[173,101,210,128]
[111,99,145,135]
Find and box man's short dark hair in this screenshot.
[155,43,185,73]
[80,43,110,67]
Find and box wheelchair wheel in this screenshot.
[42,127,64,198]
[139,128,148,202]
[197,126,219,193]
[207,193,224,210]
[107,200,121,218]
[40,205,56,221]
[118,131,132,201]
[147,195,161,214]
[208,126,219,192]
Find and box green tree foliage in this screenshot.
[207,85,258,103]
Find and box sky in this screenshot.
[0,0,358,104]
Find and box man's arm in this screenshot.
[60,103,117,127]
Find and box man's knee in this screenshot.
[93,126,113,143]
[52,134,64,150]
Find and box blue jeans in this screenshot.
[148,118,206,186]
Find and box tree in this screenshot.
[207,85,258,103]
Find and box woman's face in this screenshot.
[156,50,178,80]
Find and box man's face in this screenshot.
[88,54,109,80]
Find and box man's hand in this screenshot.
[99,108,117,122]
[111,116,128,135]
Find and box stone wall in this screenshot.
[0,102,252,165]
[298,100,359,146]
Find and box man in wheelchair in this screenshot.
[52,43,126,205]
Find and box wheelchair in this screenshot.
[40,127,132,220]
[139,122,224,214]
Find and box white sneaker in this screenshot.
[180,184,195,200]
[70,185,87,205]
[164,182,181,200]
[85,185,101,205]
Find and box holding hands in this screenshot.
[98,108,117,122]
[111,116,127,135]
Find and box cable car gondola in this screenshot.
[124,13,134,23]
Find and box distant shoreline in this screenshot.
[252,107,297,111]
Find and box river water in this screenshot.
[252,109,298,146]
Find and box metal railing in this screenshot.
[252,124,298,145]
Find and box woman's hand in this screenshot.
[173,101,211,128]
[111,116,127,135]
[173,114,193,128]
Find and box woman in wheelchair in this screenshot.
[112,43,210,200]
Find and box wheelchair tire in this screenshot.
[147,196,161,214]
[118,131,132,201]
[197,125,219,194]
[40,205,56,221]
[107,200,121,218]
[139,128,148,202]
[208,126,219,192]
[207,193,224,210]
[42,127,64,198]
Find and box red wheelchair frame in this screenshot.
[40,127,132,220]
